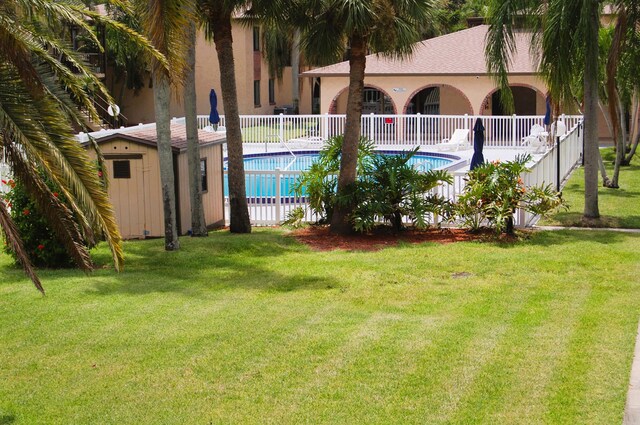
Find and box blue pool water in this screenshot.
[224,151,455,199]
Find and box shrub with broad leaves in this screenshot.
[455,154,567,234]
[2,178,90,268]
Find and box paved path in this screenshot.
[535,224,640,423]
[625,321,640,425]
[534,225,640,234]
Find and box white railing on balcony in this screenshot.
[224,119,584,228]
[198,113,583,148]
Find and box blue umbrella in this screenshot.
[470,117,485,170]
[543,95,551,126]
[209,88,220,130]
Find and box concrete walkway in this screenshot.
[625,321,640,425]
[535,224,640,424]
[535,225,640,234]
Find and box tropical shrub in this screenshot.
[2,178,92,268]
[293,135,375,223]
[353,148,453,233]
[455,154,567,234]
[295,139,452,233]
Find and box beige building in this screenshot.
[111,24,313,125]
[84,123,226,239]
[303,25,609,139]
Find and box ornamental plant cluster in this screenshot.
[290,138,566,234]
[291,136,453,232]
[2,178,76,268]
[456,154,567,234]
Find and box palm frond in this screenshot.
[0,200,44,294]
[6,143,94,271]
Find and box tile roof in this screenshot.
[91,123,226,151]
[302,25,538,77]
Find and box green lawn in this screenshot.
[542,148,640,228]
[1,228,639,424]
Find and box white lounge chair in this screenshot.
[286,136,326,149]
[522,124,548,153]
[436,129,469,151]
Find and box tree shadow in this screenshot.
[85,231,334,297]
[523,229,636,247]
[0,415,15,425]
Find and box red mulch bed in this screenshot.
[290,226,517,252]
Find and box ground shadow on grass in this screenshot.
[85,230,335,297]
[523,229,636,247]
[0,415,15,425]
[549,212,640,228]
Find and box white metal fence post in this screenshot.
[512,114,517,147]
[416,113,422,145]
[369,113,375,142]
[275,168,281,223]
[323,113,329,139]
[278,113,284,144]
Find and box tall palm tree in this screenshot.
[486,0,602,219]
[137,0,193,248]
[184,22,208,236]
[290,0,438,234]
[199,0,252,233]
[0,0,164,291]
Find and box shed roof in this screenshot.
[87,123,226,152]
[302,25,538,77]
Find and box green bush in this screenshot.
[2,178,78,268]
[353,148,453,232]
[294,138,452,233]
[455,154,567,234]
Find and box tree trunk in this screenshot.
[153,71,180,250]
[582,0,600,219]
[329,35,367,235]
[184,23,208,236]
[625,88,640,164]
[610,92,625,188]
[212,13,251,233]
[291,30,300,113]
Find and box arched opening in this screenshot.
[311,78,321,115]
[403,85,473,142]
[330,86,396,115]
[481,85,545,141]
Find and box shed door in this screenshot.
[106,155,145,239]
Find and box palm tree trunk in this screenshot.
[330,35,366,235]
[583,0,600,219]
[185,23,208,236]
[212,12,251,233]
[153,71,180,250]
[291,30,300,113]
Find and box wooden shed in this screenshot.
[85,123,226,239]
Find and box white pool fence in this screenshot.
[222,116,584,228]
[193,113,582,148]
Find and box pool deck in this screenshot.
[238,142,548,172]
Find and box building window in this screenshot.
[268,79,275,105]
[254,80,261,107]
[113,160,130,179]
[200,158,207,192]
[253,27,260,52]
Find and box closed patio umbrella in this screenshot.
[543,95,551,127]
[209,88,220,130]
[470,117,485,170]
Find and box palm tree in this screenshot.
[137,0,193,248]
[290,0,438,234]
[184,22,208,236]
[486,0,602,219]
[0,0,164,291]
[199,0,252,233]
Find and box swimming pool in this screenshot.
[224,150,461,199]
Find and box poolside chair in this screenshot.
[286,135,326,149]
[551,120,566,139]
[522,124,548,153]
[436,129,469,151]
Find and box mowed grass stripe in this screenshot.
[446,284,591,424]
